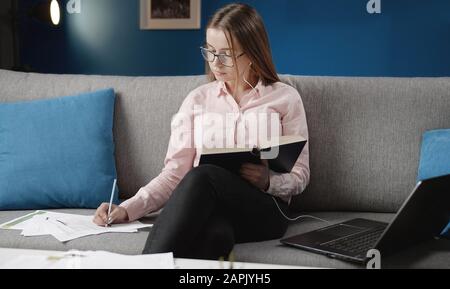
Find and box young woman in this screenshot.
[93,3,309,260]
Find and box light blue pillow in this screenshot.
[417,129,450,238]
[0,88,119,210]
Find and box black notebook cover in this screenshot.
[198,137,307,175]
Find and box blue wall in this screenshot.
[19,0,450,76]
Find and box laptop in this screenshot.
[280,174,450,264]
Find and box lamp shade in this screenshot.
[30,0,61,26]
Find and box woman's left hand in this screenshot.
[239,159,270,191]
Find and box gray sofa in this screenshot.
[1,69,449,269]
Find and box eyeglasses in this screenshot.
[200,47,245,67]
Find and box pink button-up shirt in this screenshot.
[120,79,310,221]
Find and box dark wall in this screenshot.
[17,0,450,76]
[0,1,15,69]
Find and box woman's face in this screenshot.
[205,28,251,83]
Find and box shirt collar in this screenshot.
[217,78,264,98]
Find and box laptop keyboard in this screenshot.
[321,227,385,255]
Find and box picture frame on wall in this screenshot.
[140,0,201,30]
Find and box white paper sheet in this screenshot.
[0,210,153,242]
[0,210,47,230]
[0,250,174,269]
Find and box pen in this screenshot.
[105,178,117,227]
[56,219,68,226]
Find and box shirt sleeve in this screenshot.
[265,89,310,202]
[119,93,197,221]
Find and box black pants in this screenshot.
[143,164,289,260]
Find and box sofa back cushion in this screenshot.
[0,88,118,209]
[282,76,450,212]
[1,70,449,212]
[0,70,207,205]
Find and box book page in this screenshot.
[200,135,306,155]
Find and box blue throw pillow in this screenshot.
[0,88,119,210]
[417,129,450,238]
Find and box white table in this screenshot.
[0,247,316,269]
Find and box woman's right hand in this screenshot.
[93,203,129,226]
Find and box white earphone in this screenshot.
[243,62,257,91]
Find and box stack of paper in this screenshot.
[0,250,174,269]
[0,210,153,242]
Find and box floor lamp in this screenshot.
[10,0,61,71]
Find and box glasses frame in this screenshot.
[200,47,245,67]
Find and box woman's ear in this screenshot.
[249,62,256,71]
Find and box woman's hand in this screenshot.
[93,203,129,226]
[239,159,270,191]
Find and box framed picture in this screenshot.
[140,0,201,30]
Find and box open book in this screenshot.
[199,135,307,174]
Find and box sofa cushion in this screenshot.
[2,210,448,268]
[233,211,450,269]
[0,88,119,210]
[417,129,450,237]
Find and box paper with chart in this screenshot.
[0,250,174,269]
[0,210,153,242]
